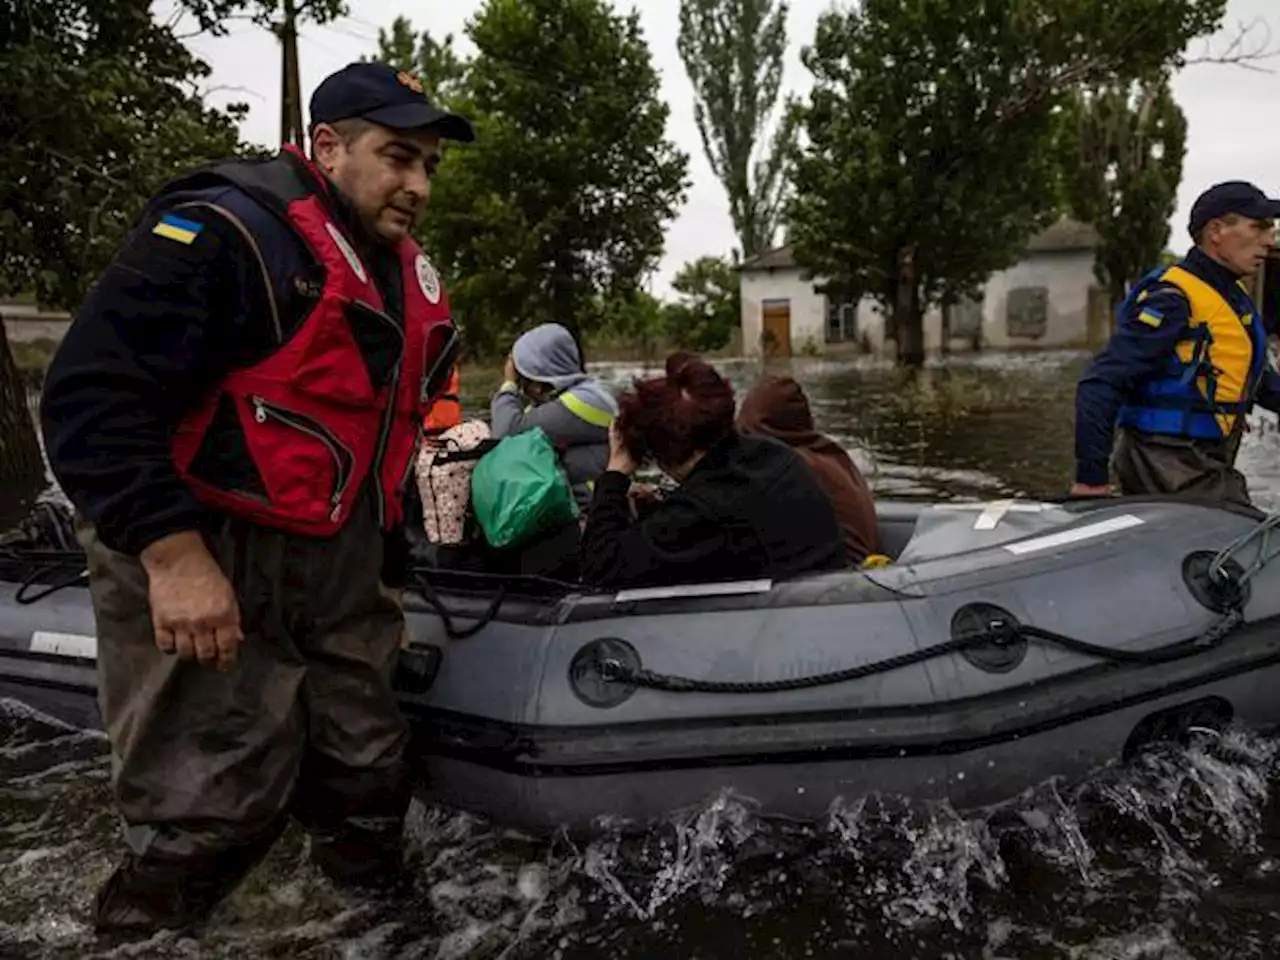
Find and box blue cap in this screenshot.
[1188,181,1280,238]
[309,62,474,142]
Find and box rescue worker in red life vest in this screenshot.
[38,62,472,935]
[1072,181,1280,506]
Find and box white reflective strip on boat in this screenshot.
[1003,514,1144,555]
[30,631,97,659]
[614,580,774,603]
[932,499,1051,529]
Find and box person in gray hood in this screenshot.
[492,323,618,509]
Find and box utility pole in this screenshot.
[276,0,305,147]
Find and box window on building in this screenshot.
[947,295,984,340]
[825,297,858,343]
[1006,286,1048,339]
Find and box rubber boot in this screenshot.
[307,822,413,897]
[94,822,286,937]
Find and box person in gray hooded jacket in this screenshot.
[492,323,618,509]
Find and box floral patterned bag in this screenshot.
[415,420,496,545]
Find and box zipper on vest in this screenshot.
[399,421,424,495]
[250,396,354,522]
[361,305,407,527]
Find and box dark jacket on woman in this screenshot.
[578,432,846,588]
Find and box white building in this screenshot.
[738,218,1108,358]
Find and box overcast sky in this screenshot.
[160,0,1280,297]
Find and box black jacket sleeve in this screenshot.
[578,471,727,588]
[39,203,261,556]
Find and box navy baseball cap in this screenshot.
[309,61,475,142]
[1188,181,1280,237]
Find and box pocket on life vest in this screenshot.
[245,395,356,524]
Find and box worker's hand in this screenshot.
[627,482,660,518]
[607,421,639,476]
[628,482,660,503]
[140,531,243,671]
[1067,482,1113,498]
[502,354,517,384]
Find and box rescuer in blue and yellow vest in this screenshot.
[1072,182,1280,506]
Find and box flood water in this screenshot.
[5,349,1280,958]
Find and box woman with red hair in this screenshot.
[578,352,846,588]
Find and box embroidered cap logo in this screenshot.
[397,71,425,96]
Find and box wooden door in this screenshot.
[761,301,792,358]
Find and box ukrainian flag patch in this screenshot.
[1137,308,1163,328]
[152,213,203,245]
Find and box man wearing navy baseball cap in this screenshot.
[307,61,475,244]
[1072,181,1280,504]
[39,61,472,936]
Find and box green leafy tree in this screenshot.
[1058,75,1188,309]
[0,0,266,525]
[394,0,689,358]
[788,0,1226,367]
[677,0,795,258]
[597,290,668,362]
[0,2,264,310]
[176,0,347,34]
[664,256,741,352]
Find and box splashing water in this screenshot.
[2,698,1280,959]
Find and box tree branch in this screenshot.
[1183,17,1279,73]
[201,83,267,102]
[175,13,260,40]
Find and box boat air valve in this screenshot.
[394,644,443,695]
[951,602,1027,673]
[569,637,641,708]
[1181,551,1249,614]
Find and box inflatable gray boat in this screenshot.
[2,496,1279,835]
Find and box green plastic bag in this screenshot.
[470,428,580,549]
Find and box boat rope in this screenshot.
[1,510,1276,659]
[14,564,88,605]
[404,565,582,640]
[0,550,89,606]
[600,518,1280,696]
[1209,510,1280,590]
[411,577,508,640]
[601,608,1249,695]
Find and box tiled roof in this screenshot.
[739,245,797,271]
[739,218,1098,273]
[1025,218,1100,252]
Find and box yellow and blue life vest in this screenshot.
[1116,261,1267,441]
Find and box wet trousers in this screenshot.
[1112,428,1251,507]
[78,496,410,933]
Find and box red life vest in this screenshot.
[169,146,458,536]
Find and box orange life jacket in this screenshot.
[424,366,462,434]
